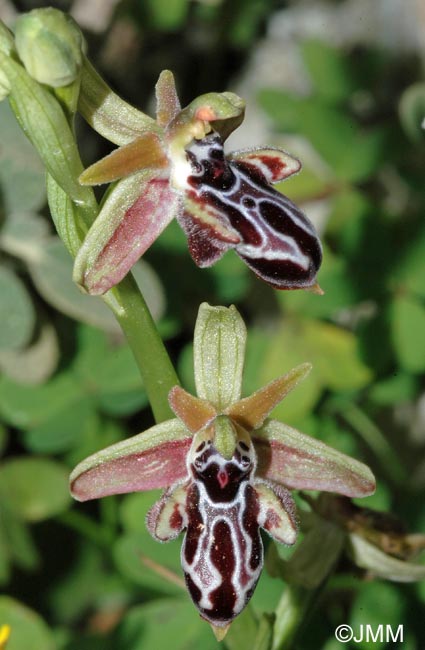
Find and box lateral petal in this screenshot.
[226,363,312,430]
[73,172,181,294]
[155,69,181,128]
[254,419,376,498]
[146,481,189,541]
[168,385,217,433]
[70,419,192,501]
[255,478,298,545]
[228,147,301,184]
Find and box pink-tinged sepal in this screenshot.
[70,419,192,500]
[147,481,189,541]
[183,132,322,291]
[228,147,301,184]
[254,419,376,498]
[73,173,181,294]
[254,479,298,545]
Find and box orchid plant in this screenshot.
[70,303,375,639]
[5,8,424,648]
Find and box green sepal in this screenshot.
[194,303,247,410]
[70,418,192,501]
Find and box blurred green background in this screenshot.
[0,0,424,648]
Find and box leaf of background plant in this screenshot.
[0,266,35,351]
[398,82,425,142]
[222,604,258,650]
[0,424,7,457]
[0,372,81,428]
[0,102,46,212]
[29,238,165,332]
[0,319,59,385]
[258,91,385,183]
[390,229,425,299]
[0,596,55,650]
[391,294,425,373]
[22,399,94,454]
[369,373,418,406]
[0,211,50,257]
[275,166,329,204]
[117,491,183,595]
[113,532,183,596]
[0,457,71,521]
[0,503,40,572]
[145,0,188,30]
[115,598,221,650]
[277,248,358,319]
[301,39,357,104]
[349,582,403,650]
[206,252,250,303]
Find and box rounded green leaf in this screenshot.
[0,457,71,521]
[29,238,165,333]
[0,320,59,385]
[349,582,403,650]
[392,295,425,373]
[0,102,46,212]
[0,267,35,351]
[0,597,55,650]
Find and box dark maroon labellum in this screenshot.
[178,133,322,290]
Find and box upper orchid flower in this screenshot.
[70,303,374,639]
[73,70,322,295]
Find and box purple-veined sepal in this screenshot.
[73,171,181,294]
[253,419,376,498]
[69,418,191,500]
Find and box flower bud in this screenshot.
[15,8,84,87]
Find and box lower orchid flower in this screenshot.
[70,304,374,639]
[73,70,322,295]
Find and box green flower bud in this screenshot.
[15,8,84,87]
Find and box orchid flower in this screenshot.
[70,303,375,639]
[73,70,322,295]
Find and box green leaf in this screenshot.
[0,503,40,572]
[0,267,35,351]
[258,91,385,182]
[349,582,403,650]
[0,457,71,521]
[0,596,55,650]
[223,604,258,650]
[0,102,45,212]
[391,295,425,373]
[116,598,220,650]
[0,211,50,258]
[145,0,189,30]
[301,40,357,104]
[0,319,59,385]
[29,238,165,332]
[114,532,183,596]
[399,82,425,142]
[0,372,80,428]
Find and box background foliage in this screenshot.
[0,0,424,648]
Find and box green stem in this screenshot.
[272,583,324,650]
[106,273,180,423]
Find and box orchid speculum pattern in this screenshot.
[70,303,375,639]
[74,70,322,295]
